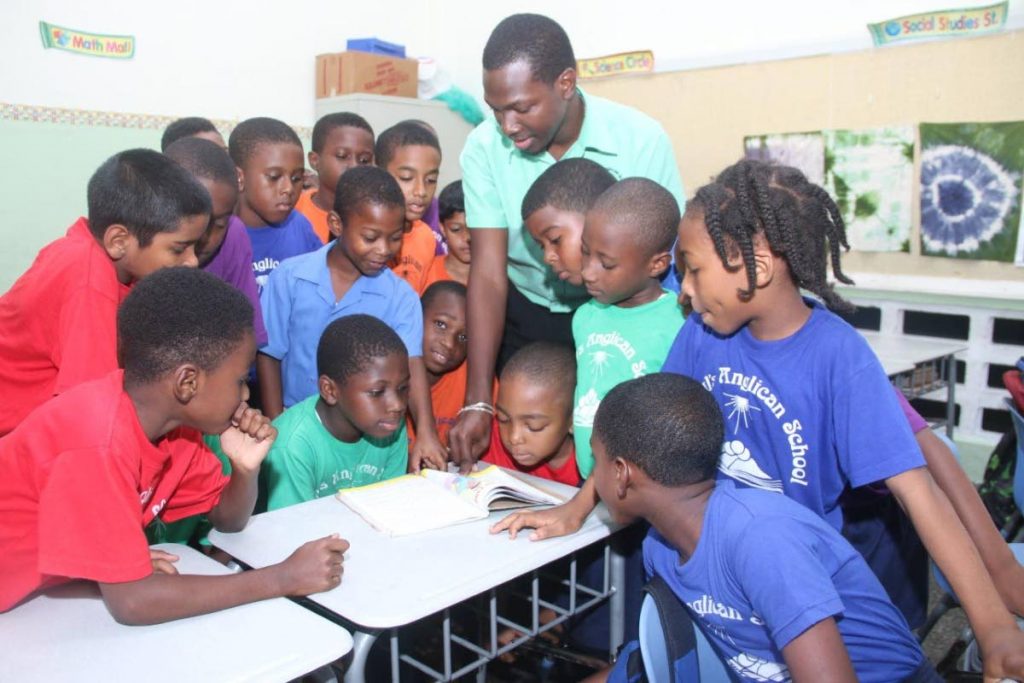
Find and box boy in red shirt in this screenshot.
[0,267,347,622]
[0,149,210,435]
[483,341,579,487]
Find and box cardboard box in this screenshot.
[316,51,418,99]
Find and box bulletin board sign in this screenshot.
[577,51,654,80]
[39,21,135,59]
[867,1,1007,46]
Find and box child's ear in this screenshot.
[172,364,201,405]
[647,250,672,279]
[101,224,133,261]
[308,150,320,173]
[752,235,776,288]
[613,457,632,500]
[235,166,245,193]
[318,375,339,406]
[556,67,577,100]
[327,211,344,239]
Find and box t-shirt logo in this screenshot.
[726,653,790,682]
[719,439,783,493]
[574,389,600,428]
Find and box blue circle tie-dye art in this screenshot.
[920,145,1019,256]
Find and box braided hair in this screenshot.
[692,159,854,314]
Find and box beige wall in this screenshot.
[585,31,1024,281]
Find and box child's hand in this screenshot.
[149,548,179,575]
[490,502,586,541]
[219,403,277,474]
[408,433,447,472]
[980,623,1024,680]
[994,561,1024,618]
[275,534,350,596]
[449,410,490,474]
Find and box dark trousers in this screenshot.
[497,285,576,373]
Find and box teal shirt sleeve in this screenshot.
[460,125,508,229]
[638,128,686,213]
[264,433,317,511]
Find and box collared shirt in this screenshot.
[260,243,423,407]
[460,88,685,312]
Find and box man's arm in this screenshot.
[781,619,857,683]
[448,229,508,472]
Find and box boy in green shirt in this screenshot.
[263,314,410,510]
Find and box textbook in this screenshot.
[335,465,567,536]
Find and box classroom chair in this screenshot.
[638,575,730,683]
[1005,398,1024,518]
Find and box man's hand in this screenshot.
[149,548,179,576]
[274,534,350,596]
[448,410,491,474]
[408,431,448,472]
[220,403,276,474]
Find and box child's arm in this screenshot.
[206,404,276,531]
[887,468,1024,678]
[256,353,284,420]
[781,619,857,683]
[98,533,348,625]
[916,429,1024,615]
[406,357,447,471]
[491,476,599,540]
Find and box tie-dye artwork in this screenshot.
[824,127,914,252]
[919,121,1024,262]
[743,132,825,186]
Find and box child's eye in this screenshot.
[495,414,510,424]
[290,174,303,183]
[399,175,415,182]
[336,153,349,160]
[457,333,468,344]
[550,237,560,246]
[267,173,281,181]
[601,261,615,271]
[358,155,372,165]
[526,423,547,433]
[367,389,385,398]
[434,320,447,330]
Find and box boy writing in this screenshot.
[376,121,440,294]
[422,180,471,287]
[258,165,446,469]
[229,117,321,291]
[591,374,938,682]
[0,148,209,435]
[296,112,376,243]
[412,281,469,450]
[164,137,268,346]
[0,267,347,622]
[263,314,409,510]
[483,341,579,487]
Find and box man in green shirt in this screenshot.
[450,13,685,470]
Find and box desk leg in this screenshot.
[945,354,956,439]
[343,630,379,683]
[609,543,626,658]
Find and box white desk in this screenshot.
[861,332,967,437]
[210,474,625,682]
[0,543,353,683]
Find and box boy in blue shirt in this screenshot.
[263,315,409,510]
[591,373,937,682]
[229,117,321,291]
[258,166,446,469]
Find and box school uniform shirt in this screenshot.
[263,395,407,510]
[662,301,924,531]
[460,88,685,313]
[420,255,460,292]
[259,242,423,408]
[408,361,468,451]
[390,219,437,295]
[202,216,268,346]
[294,189,331,244]
[482,417,581,487]
[245,209,322,292]
[0,371,228,611]
[0,218,130,436]
[645,480,926,682]
[572,292,684,477]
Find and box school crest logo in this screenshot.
[718,439,783,493]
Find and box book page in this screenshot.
[336,475,487,537]
[421,467,565,509]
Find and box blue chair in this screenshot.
[1004,398,1024,517]
[638,576,731,683]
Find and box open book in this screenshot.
[335,465,567,537]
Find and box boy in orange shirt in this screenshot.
[0,149,209,435]
[296,112,375,243]
[423,180,470,288]
[376,121,440,293]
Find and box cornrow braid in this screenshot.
[692,159,855,314]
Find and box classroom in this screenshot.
[1,1,1023,681]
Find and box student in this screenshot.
[0,267,347,622]
[522,159,616,291]
[591,374,938,683]
[483,341,579,487]
[161,116,226,151]
[376,121,440,294]
[450,14,686,469]
[570,178,684,477]
[422,180,470,287]
[411,281,469,450]
[263,315,409,510]
[296,112,375,243]
[258,165,447,469]
[0,149,208,436]
[229,117,321,291]
[165,137,268,346]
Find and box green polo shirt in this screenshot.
[460,88,685,312]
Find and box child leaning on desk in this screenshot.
[0,268,347,624]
